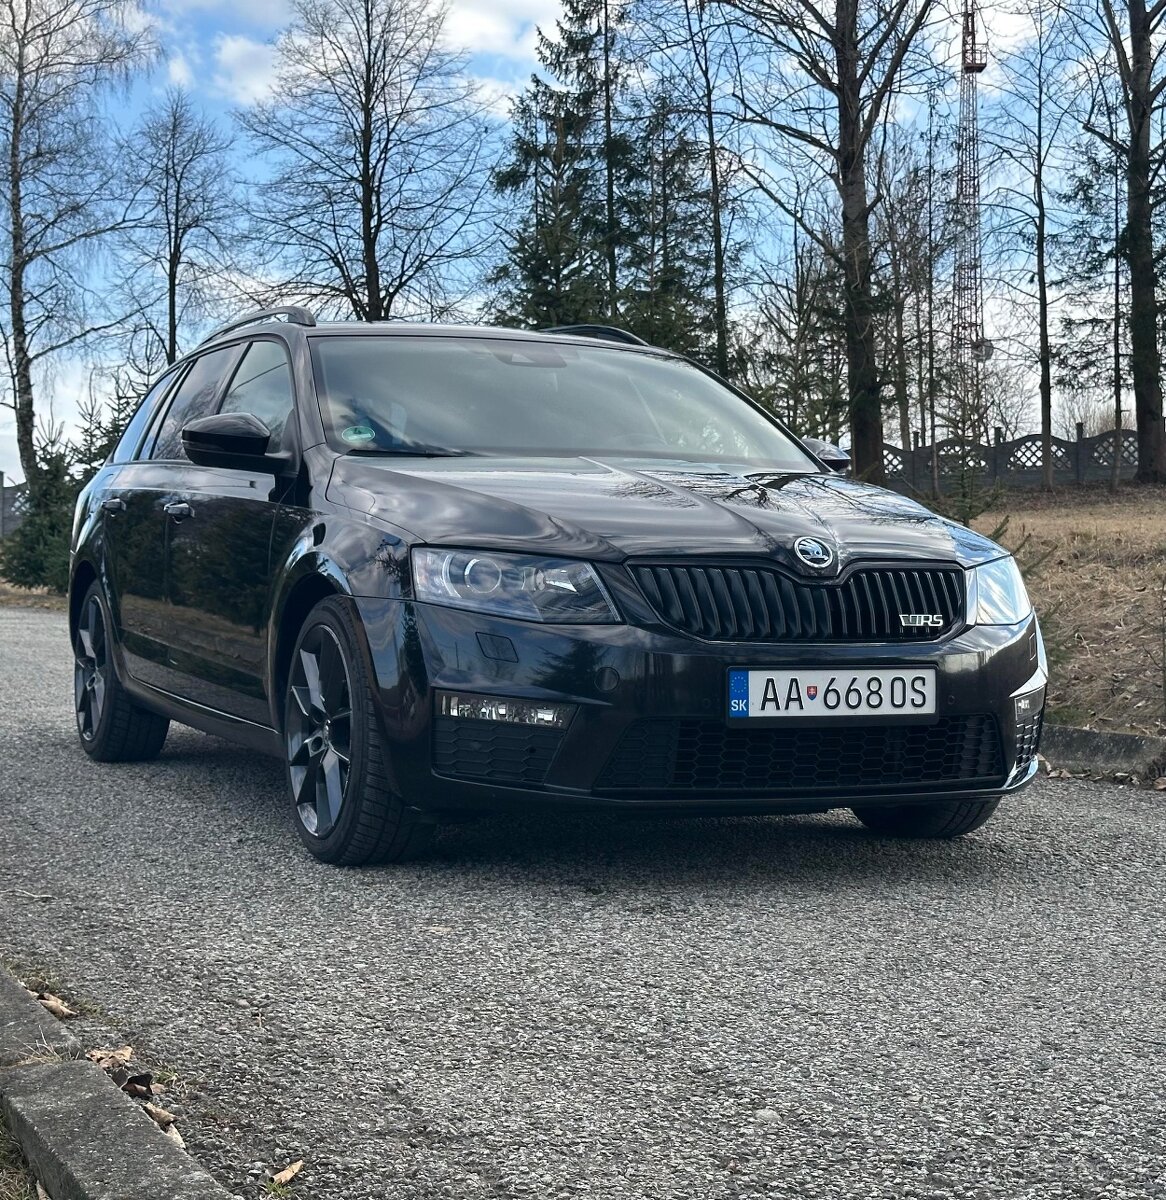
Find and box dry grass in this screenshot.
[0,1120,36,1200]
[0,580,64,612]
[975,484,1166,735]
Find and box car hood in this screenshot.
[327,455,1005,570]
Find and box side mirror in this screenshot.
[182,412,290,474]
[801,436,851,474]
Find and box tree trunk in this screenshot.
[360,6,383,321]
[836,11,883,485]
[602,0,619,321]
[1035,182,1053,490]
[1125,0,1165,482]
[690,7,730,378]
[6,63,36,488]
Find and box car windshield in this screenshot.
[309,335,818,471]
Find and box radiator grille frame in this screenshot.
[629,561,966,644]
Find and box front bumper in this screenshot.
[353,596,1046,815]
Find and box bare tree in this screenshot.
[716,0,939,483]
[116,89,238,371]
[239,0,492,321]
[0,0,151,486]
[1069,0,1166,482]
[984,0,1075,491]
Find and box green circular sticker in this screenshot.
[341,425,376,445]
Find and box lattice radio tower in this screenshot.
[951,0,990,437]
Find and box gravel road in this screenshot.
[1,605,1164,1200]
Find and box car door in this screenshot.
[106,346,243,694]
[164,338,298,725]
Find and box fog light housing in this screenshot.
[1013,684,1046,723]
[436,690,576,729]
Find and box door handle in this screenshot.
[100,497,125,513]
[163,501,194,522]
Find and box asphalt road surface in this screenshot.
[2,606,1164,1200]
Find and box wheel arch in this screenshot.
[270,570,346,729]
[68,560,99,643]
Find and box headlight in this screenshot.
[967,556,1032,625]
[411,548,620,623]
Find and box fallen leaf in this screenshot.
[36,1183,49,1200]
[86,1045,134,1071]
[163,1123,186,1150]
[37,992,76,1020]
[143,1101,177,1129]
[1154,777,1166,791]
[272,1160,304,1187]
[122,1073,153,1099]
[150,1082,167,1095]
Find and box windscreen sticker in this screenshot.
[341,425,377,445]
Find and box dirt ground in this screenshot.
[976,484,1166,736]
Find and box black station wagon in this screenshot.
[69,308,1046,864]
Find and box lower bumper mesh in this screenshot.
[433,718,564,784]
[596,715,1006,794]
[1014,711,1043,776]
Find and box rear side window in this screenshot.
[146,346,239,461]
[218,340,295,441]
[113,369,183,463]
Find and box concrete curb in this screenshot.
[0,972,79,1068]
[1041,723,1166,781]
[0,968,233,1200]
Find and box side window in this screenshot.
[218,340,295,441]
[146,347,239,461]
[113,369,183,463]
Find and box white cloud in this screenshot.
[212,33,279,104]
[472,74,521,118]
[446,0,558,60]
[167,51,194,88]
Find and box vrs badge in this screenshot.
[900,613,945,628]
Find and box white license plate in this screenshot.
[728,668,936,719]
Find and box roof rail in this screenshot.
[540,323,649,347]
[198,306,317,347]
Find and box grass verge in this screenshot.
[975,483,1166,736]
[0,1118,36,1200]
[0,580,65,612]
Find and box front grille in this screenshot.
[596,716,1004,794]
[433,718,563,784]
[629,563,964,642]
[1014,711,1043,775]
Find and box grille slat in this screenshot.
[597,716,1004,793]
[630,564,964,643]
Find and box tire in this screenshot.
[73,582,169,762]
[283,595,434,865]
[850,798,1001,839]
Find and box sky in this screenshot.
[0,0,562,484]
[0,0,1038,486]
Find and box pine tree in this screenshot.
[618,88,718,356]
[489,81,606,326]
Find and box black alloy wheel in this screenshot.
[72,581,169,761]
[74,591,108,743]
[287,624,353,838]
[284,596,434,864]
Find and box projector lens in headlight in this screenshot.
[412,548,619,623]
